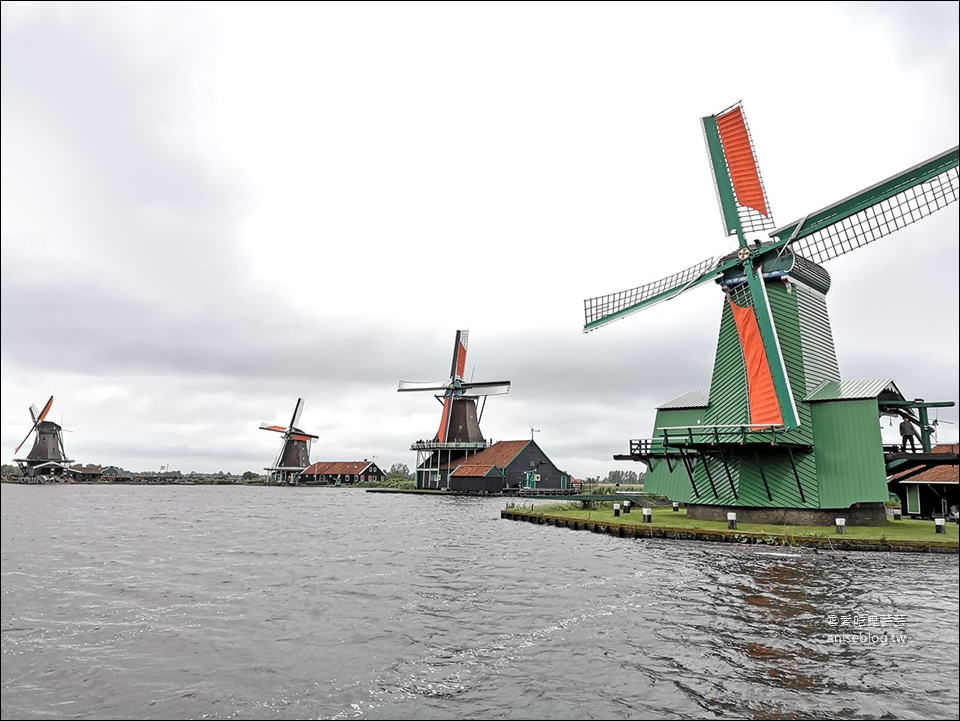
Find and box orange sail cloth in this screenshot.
[454,339,467,380]
[716,105,769,218]
[728,298,783,429]
[436,395,452,442]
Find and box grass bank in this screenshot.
[504,502,959,546]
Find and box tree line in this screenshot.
[582,469,645,485]
[3,462,639,486]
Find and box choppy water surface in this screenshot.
[2,483,958,720]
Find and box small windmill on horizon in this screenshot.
[259,397,318,485]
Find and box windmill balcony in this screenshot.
[411,440,491,451]
[627,424,812,457]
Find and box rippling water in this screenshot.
[2,483,958,720]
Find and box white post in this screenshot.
[727,512,737,530]
[835,518,846,534]
[672,502,680,512]
[642,507,652,523]
[613,502,621,517]
[623,500,631,514]
[935,517,946,534]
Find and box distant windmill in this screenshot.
[398,330,511,488]
[584,101,958,524]
[260,398,318,485]
[13,396,73,479]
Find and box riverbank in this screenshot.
[501,504,959,553]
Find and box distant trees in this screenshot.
[580,471,644,485]
[241,471,260,480]
[386,463,413,481]
[1,463,20,476]
[604,469,644,485]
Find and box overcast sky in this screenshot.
[2,1,957,479]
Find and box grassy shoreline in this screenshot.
[502,503,959,552]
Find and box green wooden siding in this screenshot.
[795,284,841,395]
[810,399,888,507]
[644,276,885,511]
[704,300,748,427]
[645,406,710,502]
[700,282,819,507]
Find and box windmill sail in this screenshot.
[703,102,798,429]
[584,257,718,332]
[773,145,959,264]
[450,330,468,382]
[706,103,777,237]
[15,395,54,453]
[583,104,783,334]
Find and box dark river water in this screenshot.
[2,483,958,720]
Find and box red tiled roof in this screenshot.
[460,440,529,467]
[452,464,498,477]
[447,441,532,476]
[303,461,376,475]
[889,444,958,484]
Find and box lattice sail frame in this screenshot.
[785,160,959,265]
[584,257,716,329]
[584,136,958,334]
[709,102,778,237]
[726,280,753,309]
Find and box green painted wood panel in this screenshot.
[811,399,888,507]
[795,284,841,395]
[645,406,711,502]
[644,270,876,511]
[704,300,748,426]
[907,485,920,515]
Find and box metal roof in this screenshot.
[804,379,901,402]
[658,390,710,409]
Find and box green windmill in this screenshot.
[584,102,958,525]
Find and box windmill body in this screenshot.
[398,330,511,489]
[260,398,319,485]
[585,103,958,525]
[13,396,73,479]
